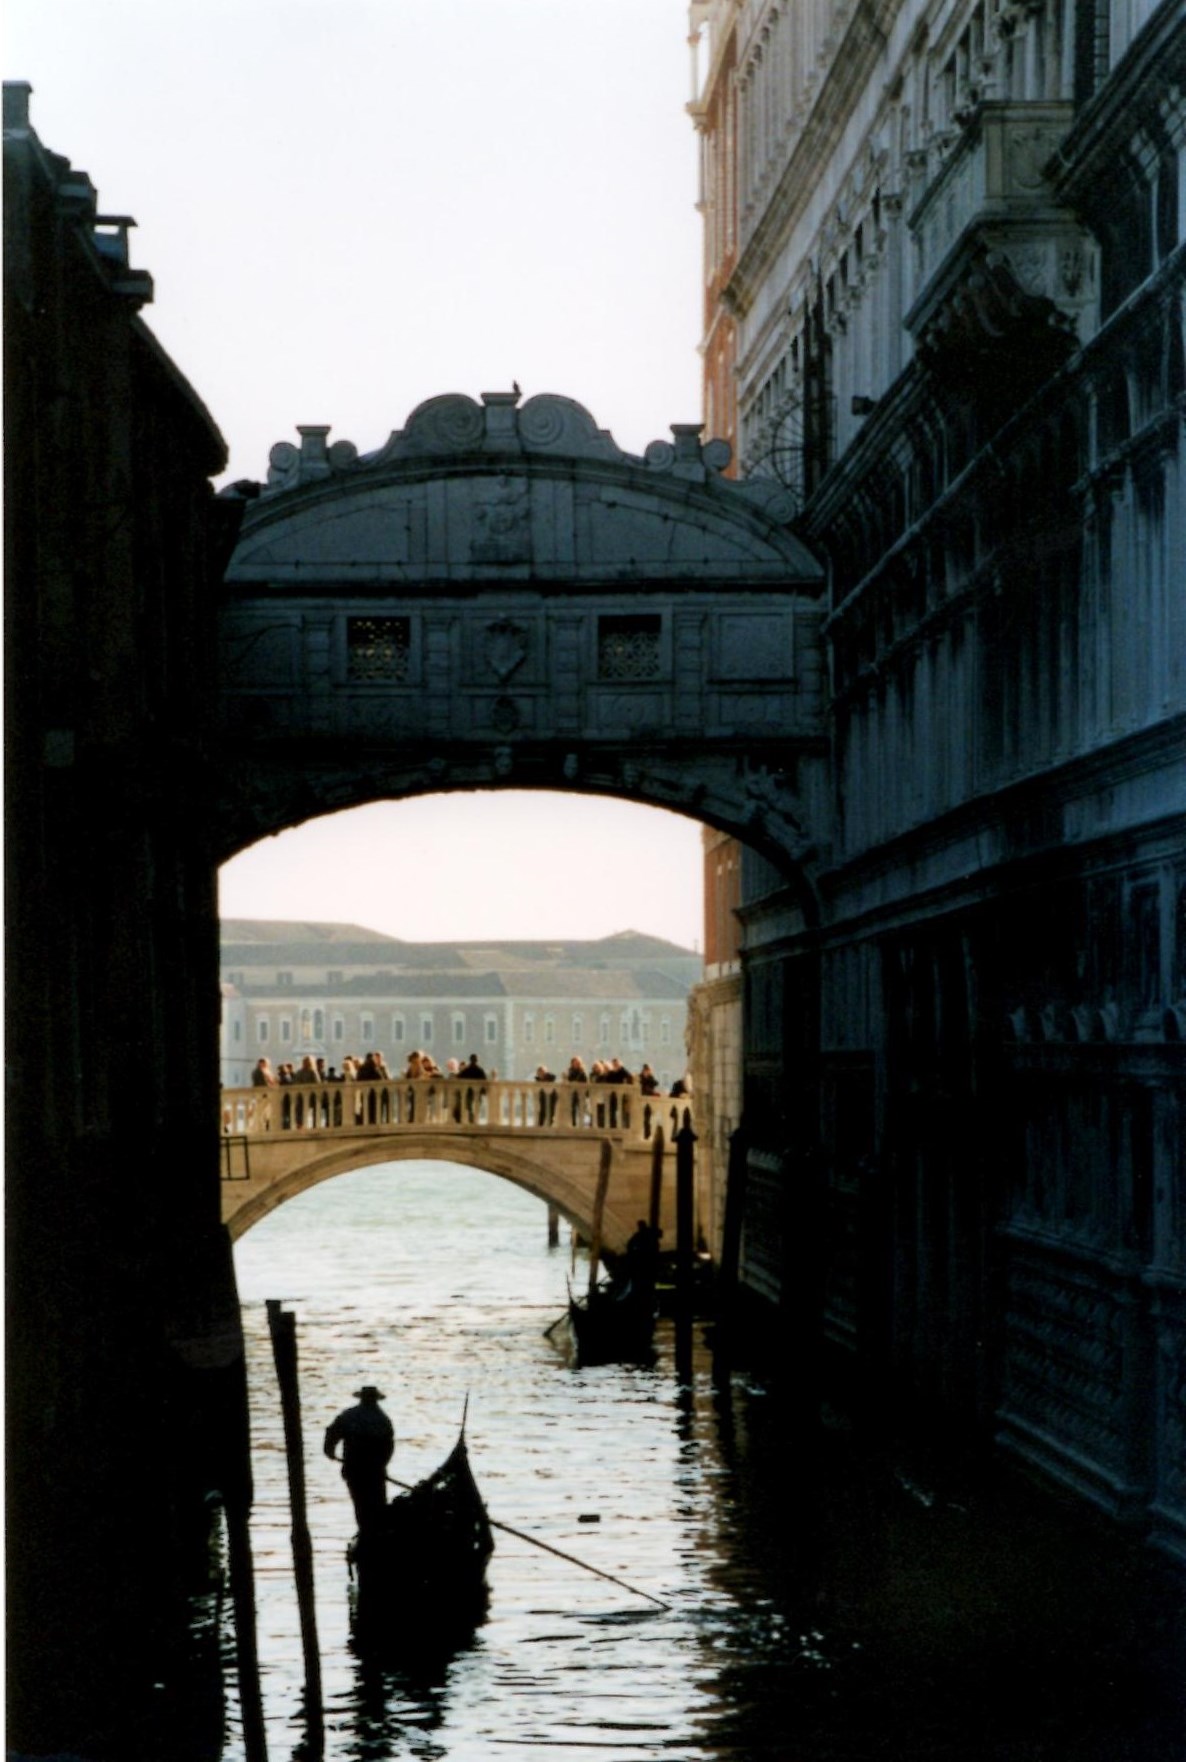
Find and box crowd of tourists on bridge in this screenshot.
[249,1051,690,1097]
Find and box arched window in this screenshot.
[391,1013,405,1043]
[452,1013,466,1044]
[544,1015,556,1044]
[571,1014,583,1045]
[257,1017,270,1044]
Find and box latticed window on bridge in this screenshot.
[346,615,411,681]
[598,614,662,680]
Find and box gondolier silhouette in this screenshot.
[325,1384,395,1531]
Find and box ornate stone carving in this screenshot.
[484,619,529,681]
[490,696,521,734]
[471,477,530,564]
[401,393,486,452]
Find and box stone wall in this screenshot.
[4,85,244,1748]
[690,0,1186,1553]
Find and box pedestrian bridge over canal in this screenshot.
[220,1077,692,1252]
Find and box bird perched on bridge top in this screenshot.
[512,380,521,396]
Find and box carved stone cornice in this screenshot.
[906,102,1097,349]
[724,0,899,315]
[223,390,823,588]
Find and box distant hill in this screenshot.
[219,919,700,973]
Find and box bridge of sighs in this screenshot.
[213,390,827,875]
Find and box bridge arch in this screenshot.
[214,390,830,899]
[223,1129,656,1252]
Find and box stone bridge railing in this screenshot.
[220,1077,690,1164]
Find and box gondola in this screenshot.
[567,1275,657,1366]
[348,1414,494,1651]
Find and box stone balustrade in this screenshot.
[221,1077,690,1159]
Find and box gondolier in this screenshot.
[325,1384,395,1532]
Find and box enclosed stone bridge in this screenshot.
[213,389,827,881]
[221,1075,692,1249]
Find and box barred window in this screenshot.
[598,614,661,680]
[347,615,411,682]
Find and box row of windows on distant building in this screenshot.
[230,1010,676,1050]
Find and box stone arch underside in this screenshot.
[215,392,830,890]
[222,1132,641,1247]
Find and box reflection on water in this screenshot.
[220,1160,1183,1762]
[227,1161,761,1762]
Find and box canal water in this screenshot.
[223,1158,818,1761]
[220,1160,1184,1762]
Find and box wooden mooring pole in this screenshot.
[675,1114,698,1315]
[547,1202,560,1247]
[675,1115,698,1380]
[266,1300,325,1757]
[648,1126,665,1236]
[224,1497,269,1762]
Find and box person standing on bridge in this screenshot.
[324,1385,394,1532]
[458,1052,486,1123]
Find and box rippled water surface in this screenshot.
[226,1161,776,1762]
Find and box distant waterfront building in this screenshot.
[219,920,700,1089]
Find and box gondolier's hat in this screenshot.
[353,1384,386,1400]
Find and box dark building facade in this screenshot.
[4,85,244,1748]
[690,0,1185,1556]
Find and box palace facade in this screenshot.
[220,920,699,1090]
[688,0,1185,1554]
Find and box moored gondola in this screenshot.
[348,1414,494,1651]
[567,1276,657,1366]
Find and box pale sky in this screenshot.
[7,0,705,483]
[219,794,705,948]
[7,2,710,946]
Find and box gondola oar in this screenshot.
[384,1471,669,1609]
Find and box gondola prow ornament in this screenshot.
[325,1385,395,1532]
